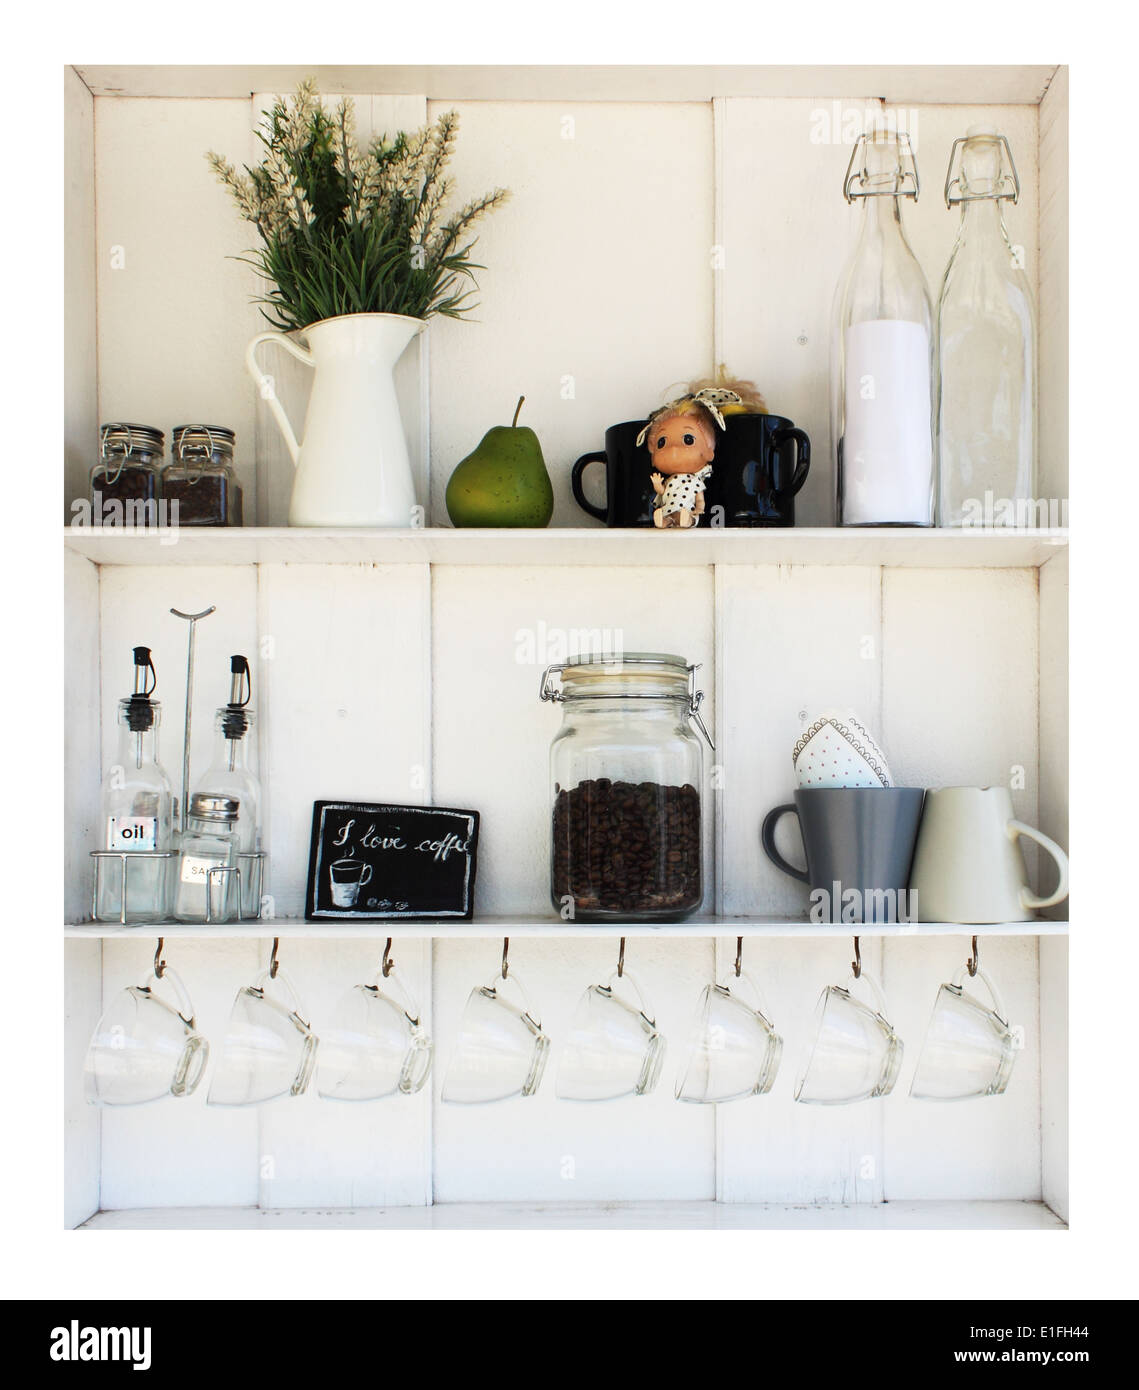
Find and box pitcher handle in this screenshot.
[245,331,314,468]
[1008,820,1069,910]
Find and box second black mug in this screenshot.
[572,414,811,528]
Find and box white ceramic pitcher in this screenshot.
[246,312,424,528]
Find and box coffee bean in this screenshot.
[551,778,702,920]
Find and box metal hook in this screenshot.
[617,937,626,978]
[382,937,394,978]
[967,935,979,978]
[852,936,862,979]
[734,935,743,978]
[269,936,280,979]
[154,938,166,979]
[501,937,509,980]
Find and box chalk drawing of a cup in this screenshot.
[330,859,372,908]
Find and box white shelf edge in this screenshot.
[63,526,1070,570]
[79,1198,1066,1231]
[65,917,1069,940]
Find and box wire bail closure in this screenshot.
[539,660,714,750]
[944,132,1020,207]
[843,129,921,203]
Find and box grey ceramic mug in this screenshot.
[761,788,925,923]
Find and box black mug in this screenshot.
[761,788,925,923]
[572,414,811,528]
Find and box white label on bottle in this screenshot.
[180,855,225,886]
[843,319,932,524]
[107,816,157,851]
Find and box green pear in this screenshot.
[446,396,554,528]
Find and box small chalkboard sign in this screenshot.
[305,802,479,921]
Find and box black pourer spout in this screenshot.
[126,646,157,731]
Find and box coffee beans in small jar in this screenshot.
[90,423,164,526]
[541,653,712,923]
[163,425,243,526]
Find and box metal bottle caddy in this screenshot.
[90,605,266,926]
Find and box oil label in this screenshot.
[107,816,157,852]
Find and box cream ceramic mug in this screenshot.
[910,787,1068,923]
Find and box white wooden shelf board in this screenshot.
[65,916,1069,940]
[64,526,1069,570]
[80,1200,1066,1231]
[74,65,1059,106]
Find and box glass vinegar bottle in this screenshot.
[937,126,1036,526]
[193,655,262,918]
[831,126,934,526]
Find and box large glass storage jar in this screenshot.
[540,653,712,923]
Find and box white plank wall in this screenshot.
[256,562,432,920]
[425,101,715,528]
[94,99,262,516]
[64,70,97,519]
[1038,68,1069,512]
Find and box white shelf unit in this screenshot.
[64,63,1069,1233]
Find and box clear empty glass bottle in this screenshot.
[937,127,1036,527]
[540,653,712,923]
[832,126,934,526]
[163,425,243,526]
[90,424,164,526]
[174,793,240,923]
[193,655,262,917]
[96,646,175,923]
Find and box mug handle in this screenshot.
[732,968,777,1030]
[245,331,314,468]
[952,963,1009,1026]
[760,805,810,884]
[359,864,373,887]
[487,970,543,1032]
[571,452,609,521]
[771,425,811,497]
[147,966,198,1029]
[375,961,423,1028]
[253,965,314,1030]
[849,967,890,1021]
[1008,820,1070,910]
[605,968,656,1028]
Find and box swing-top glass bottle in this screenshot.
[831,124,934,527]
[937,126,1036,527]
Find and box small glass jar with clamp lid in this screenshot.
[540,653,713,923]
[163,425,243,526]
[90,423,164,525]
[175,793,240,923]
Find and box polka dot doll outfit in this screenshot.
[658,465,713,520]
